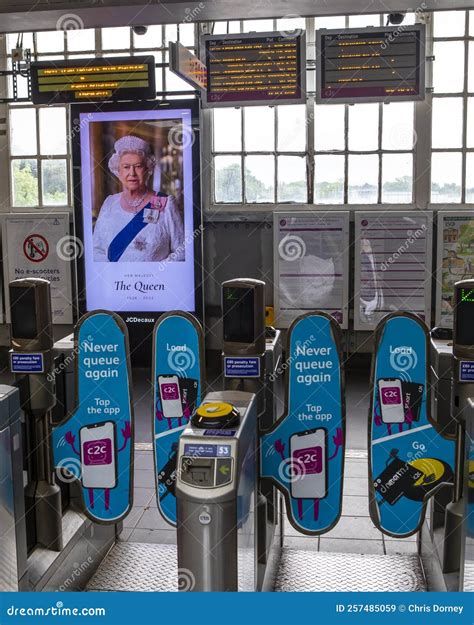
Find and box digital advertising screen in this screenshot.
[72,101,202,320]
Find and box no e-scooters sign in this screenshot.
[23,234,49,263]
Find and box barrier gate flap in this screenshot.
[369,312,455,538]
[153,311,204,526]
[260,312,345,535]
[53,311,134,524]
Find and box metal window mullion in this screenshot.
[343,104,349,204]
[378,102,383,203]
[306,16,315,204]
[36,107,42,207]
[274,106,278,203]
[414,11,433,208]
[241,108,246,202]
[461,21,470,203]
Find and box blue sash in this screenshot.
[107,204,150,262]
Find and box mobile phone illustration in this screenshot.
[290,428,327,500]
[179,378,199,414]
[379,378,405,424]
[158,375,183,419]
[401,381,424,422]
[80,421,117,489]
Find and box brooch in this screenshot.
[143,208,160,224]
[134,238,147,251]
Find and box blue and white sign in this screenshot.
[153,311,204,526]
[260,312,345,535]
[10,352,44,373]
[369,313,455,537]
[460,361,474,382]
[224,356,260,378]
[52,311,134,524]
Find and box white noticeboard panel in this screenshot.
[2,213,74,324]
[436,211,474,328]
[354,211,432,331]
[274,211,350,329]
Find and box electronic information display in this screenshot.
[201,31,306,107]
[30,56,156,104]
[170,42,207,90]
[316,24,425,103]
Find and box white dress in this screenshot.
[93,193,185,262]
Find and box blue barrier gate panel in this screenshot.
[53,311,134,524]
[261,312,345,535]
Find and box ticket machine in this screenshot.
[176,391,257,591]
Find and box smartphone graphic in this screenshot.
[401,382,424,422]
[80,421,117,489]
[290,428,327,499]
[379,378,405,424]
[158,375,183,418]
[179,378,199,414]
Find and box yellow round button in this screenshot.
[196,402,234,419]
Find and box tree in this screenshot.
[12,160,38,206]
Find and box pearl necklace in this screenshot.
[123,191,148,210]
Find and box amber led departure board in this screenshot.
[316,25,425,103]
[30,56,156,104]
[201,32,306,107]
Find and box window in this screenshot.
[210,15,416,206]
[431,10,471,203]
[5,24,197,209]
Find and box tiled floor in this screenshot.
[120,451,418,557]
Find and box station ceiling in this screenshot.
[0,0,471,33]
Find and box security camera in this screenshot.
[133,25,148,36]
[388,13,405,25]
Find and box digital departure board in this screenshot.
[170,42,207,90]
[30,56,156,104]
[201,32,306,107]
[316,25,425,104]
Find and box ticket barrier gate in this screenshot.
[422,280,474,590]
[5,280,116,591]
[176,391,258,592]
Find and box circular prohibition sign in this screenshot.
[23,233,49,263]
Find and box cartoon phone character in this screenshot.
[158,375,183,419]
[290,428,327,500]
[65,420,131,511]
[80,421,117,489]
[379,378,405,424]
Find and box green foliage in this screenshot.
[12,160,38,206]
